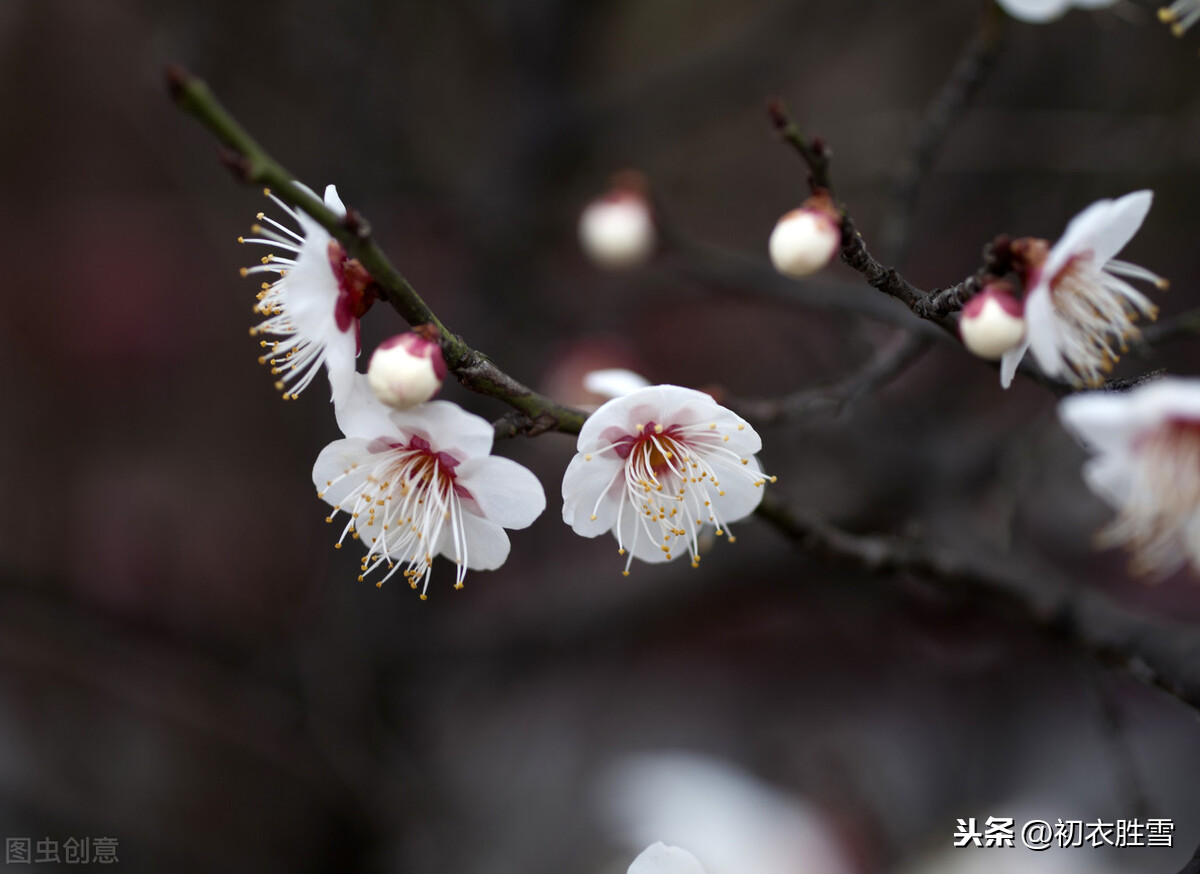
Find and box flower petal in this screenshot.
[386,400,496,461]
[996,0,1069,22]
[455,455,546,530]
[324,184,347,216]
[1047,190,1152,280]
[628,843,706,874]
[335,373,402,440]
[708,456,767,523]
[438,511,512,571]
[999,336,1030,389]
[561,452,624,536]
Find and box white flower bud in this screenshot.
[768,197,840,279]
[579,190,656,270]
[367,331,447,410]
[959,283,1026,361]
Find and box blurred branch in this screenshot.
[882,2,1006,264]
[1138,306,1200,348]
[166,65,585,438]
[733,333,930,425]
[755,493,1200,718]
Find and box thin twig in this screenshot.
[167,66,586,438]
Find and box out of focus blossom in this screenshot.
[579,173,657,269]
[1159,0,1200,35]
[562,386,772,574]
[627,843,707,874]
[242,184,375,405]
[314,375,545,597]
[996,0,1118,24]
[1001,190,1165,389]
[598,752,854,874]
[1059,377,1200,579]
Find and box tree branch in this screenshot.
[166,65,586,437]
[755,493,1200,718]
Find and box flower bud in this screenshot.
[579,173,656,270]
[768,193,841,278]
[959,282,1026,361]
[367,331,447,410]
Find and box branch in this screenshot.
[166,66,586,437]
[733,333,930,425]
[882,2,1006,264]
[755,493,1200,718]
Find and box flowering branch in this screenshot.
[166,65,586,437]
[754,494,1200,717]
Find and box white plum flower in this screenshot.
[628,843,706,874]
[583,368,652,401]
[242,184,377,405]
[1000,190,1166,389]
[996,0,1118,24]
[561,385,773,574]
[1059,378,1200,579]
[313,375,546,597]
[1159,0,1200,36]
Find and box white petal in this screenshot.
[584,368,652,400]
[616,501,676,564]
[996,0,1069,21]
[1047,191,1152,279]
[335,373,402,440]
[386,400,496,461]
[628,843,706,874]
[454,455,546,530]
[578,386,737,451]
[1058,390,1143,454]
[312,437,376,506]
[709,456,767,523]
[1022,284,1066,379]
[1082,453,1133,509]
[999,337,1030,389]
[561,452,624,536]
[324,184,347,217]
[441,511,511,571]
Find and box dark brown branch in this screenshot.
[733,333,930,425]
[755,493,1200,718]
[167,65,586,437]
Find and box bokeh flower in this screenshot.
[996,0,1118,24]
[628,843,706,874]
[1060,378,1200,578]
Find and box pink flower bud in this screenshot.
[959,282,1026,361]
[768,194,841,278]
[579,173,656,269]
[367,331,447,410]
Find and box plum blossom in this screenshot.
[996,0,1118,24]
[579,173,657,269]
[242,184,376,404]
[627,843,706,874]
[1000,190,1166,389]
[1059,378,1200,579]
[314,375,545,597]
[959,281,1025,362]
[561,385,772,574]
[768,192,841,279]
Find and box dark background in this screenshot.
[1,0,1199,871]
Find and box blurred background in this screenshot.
[2,0,1200,871]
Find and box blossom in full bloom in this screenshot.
[995,0,1118,24]
[768,191,841,279]
[1059,378,1200,579]
[579,172,657,269]
[959,281,1025,361]
[1159,0,1200,36]
[561,385,773,574]
[1000,190,1166,389]
[313,375,546,597]
[628,843,706,874]
[367,329,447,411]
[242,184,377,404]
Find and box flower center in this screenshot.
[328,240,379,339]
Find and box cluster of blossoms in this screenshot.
[241,184,772,597]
